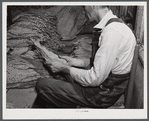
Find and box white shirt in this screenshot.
[70,10,136,87]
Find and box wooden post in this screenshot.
[134,6,144,44]
[134,6,144,66]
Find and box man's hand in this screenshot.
[59,56,90,68]
[45,59,71,74]
[58,56,76,66]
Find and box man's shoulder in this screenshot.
[102,22,136,45]
[103,22,132,35]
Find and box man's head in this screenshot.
[84,6,110,22]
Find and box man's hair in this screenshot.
[92,6,110,10]
[99,6,110,9]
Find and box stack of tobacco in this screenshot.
[7,8,63,56]
[7,8,65,89]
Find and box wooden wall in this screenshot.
[131,6,144,109]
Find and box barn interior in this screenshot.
[6,5,144,109]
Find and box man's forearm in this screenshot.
[61,58,90,75]
[71,58,90,68]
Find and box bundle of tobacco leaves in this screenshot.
[7,8,66,88]
[31,38,68,64]
[7,8,64,56]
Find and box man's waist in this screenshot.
[109,72,130,78]
[100,72,130,89]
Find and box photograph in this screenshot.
[2,1,147,119]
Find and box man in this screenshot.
[33,6,136,108]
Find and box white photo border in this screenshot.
[2,1,148,120]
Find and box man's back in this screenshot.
[99,22,136,75]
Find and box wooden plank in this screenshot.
[134,6,144,66]
[134,6,144,43]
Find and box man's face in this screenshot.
[84,6,96,22]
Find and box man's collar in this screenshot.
[94,10,117,29]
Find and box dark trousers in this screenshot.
[32,73,129,108]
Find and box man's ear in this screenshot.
[93,6,99,11]
[92,6,95,9]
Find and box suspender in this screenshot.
[105,18,123,26]
[90,18,123,66]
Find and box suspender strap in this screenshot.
[105,18,123,27]
[91,18,123,66]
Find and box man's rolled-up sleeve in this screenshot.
[70,29,124,87]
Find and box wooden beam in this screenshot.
[134,6,144,66]
[134,6,144,43]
